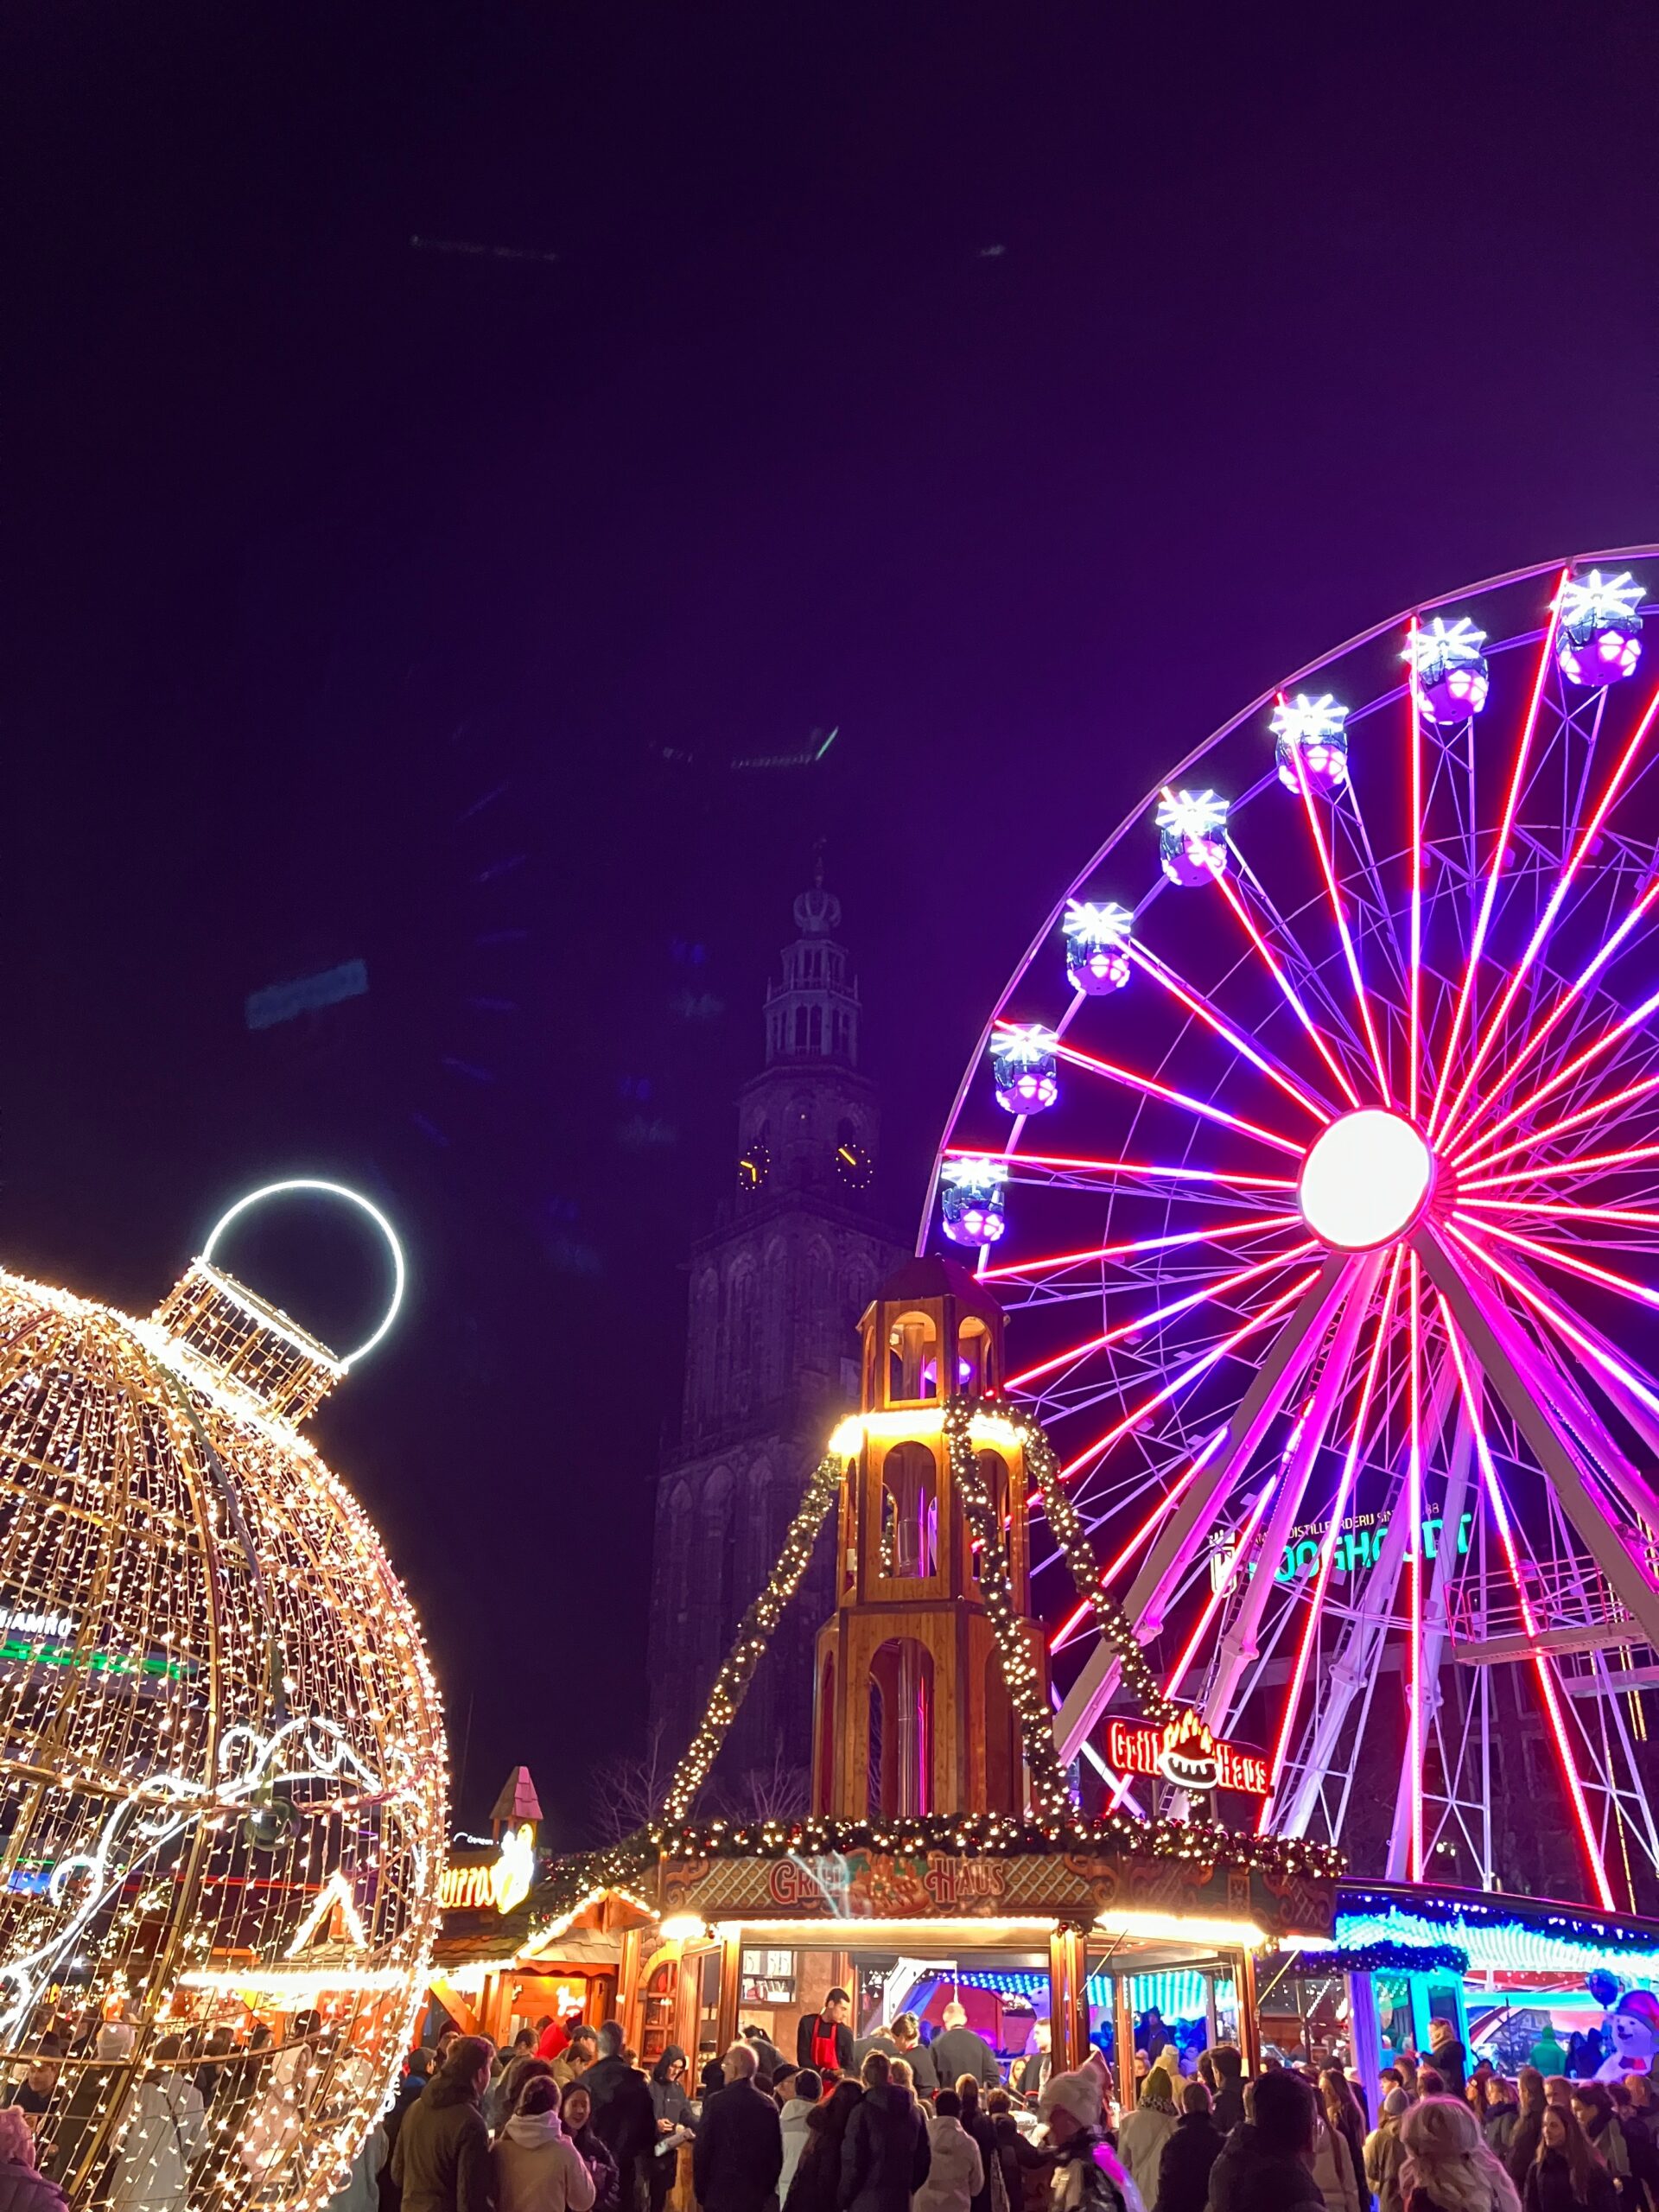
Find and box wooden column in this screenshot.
[1047,1926,1089,2074]
[1236,1948,1262,2077]
[715,1931,743,2056]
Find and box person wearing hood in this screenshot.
[582,2025,656,2212]
[1035,2068,1140,2212]
[1149,2080,1221,2212]
[647,2049,696,2212]
[391,2034,496,2212]
[839,2052,930,2212]
[693,2044,782,2212]
[493,2077,595,2212]
[913,2089,982,2212]
[1365,2088,1412,2212]
[1116,2066,1178,2206]
[779,2069,822,2196]
[1206,2070,1324,2212]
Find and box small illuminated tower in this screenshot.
[811,1258,1049,1817]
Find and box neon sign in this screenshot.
[439,1825,537,1915]
[1104,1708,1269,1796]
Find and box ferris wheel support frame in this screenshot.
[1052,1255,1354,1763]
[1386,1396,1476,1880]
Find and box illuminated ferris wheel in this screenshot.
[925,550,1659,1908]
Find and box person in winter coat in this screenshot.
[913,2089,982,2212]
[646,2048,696,2212]
[582,2026,656,2212]
[1309,2109,1359,2212]
[552,2035,598,2093]
[1116,2068,1178,2207]
[1208,2049,1247,2140]
[1206,2069,1324,2212]
[693,2045,783,2212]
[800,1995,857,2081]
[1483,2082,1522,2164]
[779,2070,822,2196]
[887,2021,937,2101]
[1366,2088,1412,2212]
[1428,2023,1469,2103]
[839,2055,930,2212]
[985,2089,1054,2212]
[560,2088,620,2212]
[391,2035,496,2212]
[1320,2070,1368,2209]
[0,2107,68,2212]
[111,2037,206,2212]
[785,2082,862,2212]
[1566,2089,1626,2194]
[1148,2080,1221,2212]
[929,2012,1000,2095]
[953,2081,997,2212]
[1397,2095,1520,2212]
[1508,2073,1549,2192]
[493,2078,596,2212]
[1014,2029,1052,2109]
[1034,2068,1140,2212]
[1529,2033,1568,2082]
[495,2064,554,2139]
[1522,2104,1617,2212]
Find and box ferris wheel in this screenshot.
[925,550,1659,1909]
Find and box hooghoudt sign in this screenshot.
[1105,1709,1269,1797]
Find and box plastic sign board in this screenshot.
[1104,1707,1269,1796]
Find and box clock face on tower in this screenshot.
[836,1123,874,1188]
[738,1128,771,1193]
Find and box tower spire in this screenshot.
[766,852,860,1067]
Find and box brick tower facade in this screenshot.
[646,867,906,1797]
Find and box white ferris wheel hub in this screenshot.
[1297,1109,1435,1250]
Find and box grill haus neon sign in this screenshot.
[1105,1708,1270,1797]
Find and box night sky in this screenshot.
[4,3,1657,1845]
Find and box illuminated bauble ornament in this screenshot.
[0,1181,445,2212]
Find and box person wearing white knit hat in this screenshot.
[1036,2070,1142,2212]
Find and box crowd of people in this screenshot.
[376,1993,1659,2212]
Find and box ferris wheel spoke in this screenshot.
[1163,1461,1287,1699]
[1461,1138,1659,1193]
[1213,874,1364,1109]
[1288,747,1394,1102]
[1035,1032,1306,1157]
[1450,1068,1659,1178]
[1255,1247,1402,1831]
[1005,1238,1319,1391]
[982,1213,1301,1285]
[1126,941,1332,1121]
[1437,677,1659,1153]
[1454,1214,1659,1321]
[1427,582,1567,1141]
[1407,624,1426,1120]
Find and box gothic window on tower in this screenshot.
[835,1118,873,1189]
[738,1121,771,1194]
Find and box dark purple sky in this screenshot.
[3,2,1657,1840]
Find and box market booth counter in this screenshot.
[424,1865,652,2046]
[621,1814,1341,2088]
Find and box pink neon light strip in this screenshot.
[982,1212,1300,1282]
[1439,677,1659,1152]
[1443,974,1659,1174]
[1290,740,1392,1103]
[1216,875,1363,1110]
[1162,1471,1283,1698]
[1458,1197,1659,1229]
[1054,1269,1323,1484]
[1128,944,1329,1122]
[1438,1297,1614,1908]
[1442,1220,1659,1421]
[1407,1248,1425,1883]
[943,1146,1298,1190]
[1452,1211,1659,1315]
[1031,1029,1306,1157]
[1460,1138,1659,1192]
[1426,581,1566,1141]
[1007,1237,1318,1389]
[1445,878,1659,1161]
[1451,1069,1659,1178]
[1255,1249,1402,1832]
[1408,622,1424,1123]
[1047,1435,1224,1654]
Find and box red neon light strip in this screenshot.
[1162,1471,1283,1698]
[1007,1237,1318,1389]
[1128,944,1329,1122]
[1290,741,1392,1103]
[1407,1248,1425,1883]
[1451,1069,1659,1178]
[943,1146,1298,1189]
[1439,1300,1613,1908]
[1460,1138,1659,1192]
[1054,1270,1323,1484]
[1458,1197,1659,1229]
[1439,677,1659,1151]
[1452,1211,1659,1315]
[1442,1220,1659,1421]
[1444,878,1659,1160]
[1426,581,1566,1141]
[1256,1249,1402,1832]
[1032,1031,1306,1157]
[1442,975,1659,1173]
[982,1213,1300,1282]
[1216,875,1363,1110]
[1048,1445,1220,1655]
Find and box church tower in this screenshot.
[647,867,907,1796]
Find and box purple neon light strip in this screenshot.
[1442,1220,1659,1422]
[1288,737,1392,1103]
[1127,943,1331,1122]
[1027,1028,1306,1158]
[1216,874,1363,1111]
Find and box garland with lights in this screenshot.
[658,1448,843,1824]
[988,1403,1177,1724]
[645,1808,1343,1883]
[1281,1941,1470,1976]
[944,1401,1075,1821]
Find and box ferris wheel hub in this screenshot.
[1298,1109,1436,1250]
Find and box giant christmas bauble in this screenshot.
[0,1192,446,2210]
